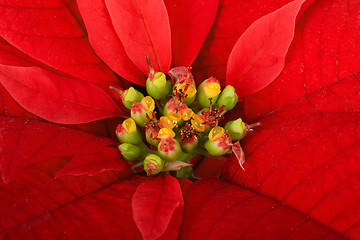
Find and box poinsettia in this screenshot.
[1,0,360,239]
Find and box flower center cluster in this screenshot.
[114,64,258,178]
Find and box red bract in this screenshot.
[1,0,360,239]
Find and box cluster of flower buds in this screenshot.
[114,60,258,178]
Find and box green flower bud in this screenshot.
[158,138,182,161]
[205,127,232,156]
[115,118,142,144]
[197,77,221,108]
[178,123,199,152]
[224,118,247,141]
[131,96,155,126]
[118,143,141,161]
[216,85,238,110]
[146,132,160,146]
[144,154,165,175]
[122,87,144,110]
[146,72,168,100]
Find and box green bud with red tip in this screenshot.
[157,129,182,161]
[197,77,221,108]
[118,143,141,161]
[146,56,171,100]
[122,87,144,110]
[131,96,155,126]
[115,118,142,145]
[146,72,171,100]
[224,118,247,141]
[144,154,165,175]
[216,85,238,110]
[205,126,232,156]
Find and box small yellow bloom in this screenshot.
[204,82,221,98]
[208,126,225,141]
[141,96,155,112]
[157,128,176,139]
[122,118,137,133]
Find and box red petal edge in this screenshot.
[77,0,146,85]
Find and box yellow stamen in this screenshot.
[191,114,205,132]
[141,96,155,112]
[182,108,194,121]
[157,128,176,139]
[204,82,221,98]
[122,118,137,133]
[208,126,225,141]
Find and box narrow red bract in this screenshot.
[105,0,172,74]
[0,65,123,124]
[226,0,306,97]
[132,174,184,240]
[77,0,145,85]
[164,0,219,67]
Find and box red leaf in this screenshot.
[222,74,360,239]
[105,0,172,74]
[0,116,118,183]
[180,178,342,239]
[0,0,118,83]
[0,65,123,124]
[56,147,131,178]
[77,0,146,85]
[0,158,143,239]
[132,174,184,240]
[226,0,306,97]
[164,0,219,67]
[245,0,360,121]
[192,0,293,84]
